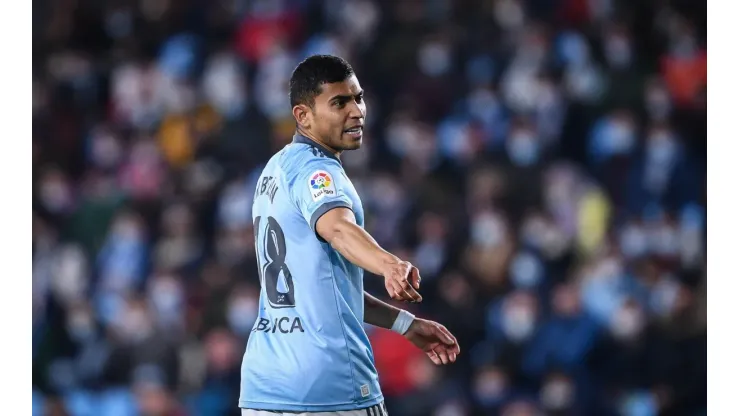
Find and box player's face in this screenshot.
[311,75,366,151]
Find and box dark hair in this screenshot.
[289,55,355,108]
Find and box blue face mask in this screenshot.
[228,296,259,337]
[67,314,96,343]
[509,252,543,288]
[418,42,452,77]
[507,134,540,166]
[501,306,536,342]
[151,286,183,321]
[620,224,648,259]
[606,121,635,154]
[474,371,509,407]
[649,278,680,317]
[647,135,677,165]
[621,391,658,416]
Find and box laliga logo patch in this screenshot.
[309,170,336,201]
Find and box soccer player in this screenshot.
[240,55,460,416]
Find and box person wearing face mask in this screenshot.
[522,284,599,380]
[472,366,512,412]
[506,127,541,168]
[226,285,260,338]
[488,291,539,346]
[97,212,148,292]
[589,299,672,405]
[626,124,699,213]
[37,167,75,216]
[539,372,576,416]
[406,35,456,122]
[601,24,646,112]
[644,78,673,122]
[499,122,545,216]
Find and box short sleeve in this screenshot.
[291,160,354,235]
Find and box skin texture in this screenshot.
[292,75,366,155]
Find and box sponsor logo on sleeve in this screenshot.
[308,170,336,202]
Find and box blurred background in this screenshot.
[32,0,706,415]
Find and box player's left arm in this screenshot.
[364,291,403,329]
[363,291,460,365]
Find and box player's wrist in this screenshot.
[391,310,415,335]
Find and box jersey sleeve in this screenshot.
[291,159,354,237]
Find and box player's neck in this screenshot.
[296,129,342,158]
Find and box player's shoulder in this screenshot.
[280,139,344,183]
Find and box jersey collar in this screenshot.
[292,133,342,164]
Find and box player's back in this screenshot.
[239,134,383,412]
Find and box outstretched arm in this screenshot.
[316,207,422,303]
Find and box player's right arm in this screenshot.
[315,207,422,303]
[290,158,421,303]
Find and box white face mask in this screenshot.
[502,305,536,342]
[227,296,259,336]
[51,245,89,304]
[414,242,445,277]
[112,218,143,241]
[679,227,703,268]
[610,306,644,341]
[493,0,525,30]
[434,400,468,416]
[91,130,123,169]
[650,276,680,317]
[418,41,452,77]
[468,87,500,122]
[67,311,96,343]
[509,252,543,288]
[203,53,247,119]
[604,35,633,69]
[40,177,73,213]
[149,277,184,320]
[219,181,252,230]
[120,309,153,343]
[646,133,678,165]
[506,132,540,166]
[649,222,679,256]
[520,215,548,249]
[474,369,508,405]
[254,48,293,120]
[620,223,648,259]
[471,211,506,248]
[541,379,574,410]
[646,85,672,120]
[385,118,417,158]
[607,120,635,154]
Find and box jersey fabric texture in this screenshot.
[239,133,383,412]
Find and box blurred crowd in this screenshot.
[32,0,706,415]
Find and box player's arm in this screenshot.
[315,207,422,303]
[363,291,402,329]
[363,291,460,365]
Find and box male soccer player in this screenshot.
[240,55,460,416]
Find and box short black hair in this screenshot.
[289,55,355,108]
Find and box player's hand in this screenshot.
[403,318,460,365]
[382,261,422,303]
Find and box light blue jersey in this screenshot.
[239,133,383,412]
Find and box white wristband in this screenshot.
[391,310,415,335]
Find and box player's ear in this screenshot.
[292,104,312,129]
